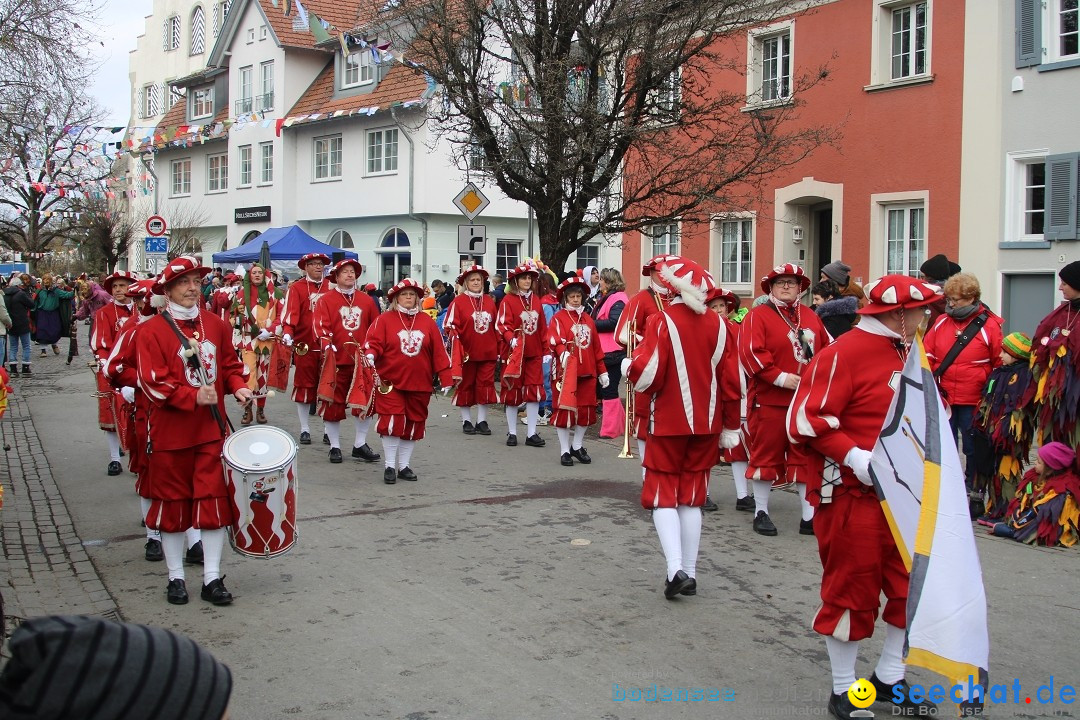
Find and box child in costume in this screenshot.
[992,441,1080,547]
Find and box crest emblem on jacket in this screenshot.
[308,292,323,312]
[472,310,492,334]
[178,340,218,387]
[340,306,362,331]
[398,329,424,357]
[572,322,591,348]
[520,309,539,335]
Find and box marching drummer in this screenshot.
[135,256,253,607]
[312,259,381,464]
[443,265,498,437]
[547,277,608,466]
[281,252,330,445]
[91,270,137,476]
[495,262,548,448]
[364,278,452,484]
[233,264,284,426]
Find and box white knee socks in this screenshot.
[556,427,571,454]
[732,461,750,499]
[324,421,341,449]
[505,406,519,436]
[476,404,488,423]
[525,402,540,436]
[652,507,682,581]
[295,401,310,433]
[161,532,186,581]
[201,527,226,584]
[381,436,400,469]
[752,479,773,514]
[352,416,371,447]
[106,431,121,463]
[676,505,702,579]
[572,425,587,450]
[797,483,815,522]
[875,623,907,684]
[461,407,473,424]
[398,439,415,470]
[825,636,860,695]
[185,527,201,549]
[140,497,159,540]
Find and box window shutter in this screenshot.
[191,7,205,54]
[1046,153,1079,241]
[155,84,164,115]
[163,19,170,51]
[1015,0,1042,68]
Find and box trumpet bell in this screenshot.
[294,342,310,356]
[377,382,394,395]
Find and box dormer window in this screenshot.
[342,51,374,89]
[190,86,214,120]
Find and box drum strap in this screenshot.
[162,311,231,436]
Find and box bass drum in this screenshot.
[222,425,299,558]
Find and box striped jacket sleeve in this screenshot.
[786,346,857,463]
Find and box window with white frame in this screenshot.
[259,61,274,111]
[1056,0,1080,59]
[885,204,925,276]
[367,128,399,174]
[190,6,205,55]
[647,69,681,122]
[496,241,521,278]
[207,153,228,192]
[329,230,354,249]
[718,216,754,284]
[163,15,181,51]
[212,0,230,36]
[1006,153,1047,242]
[469,137,489,171]
[259,142,274,184]
[648,222,679,256]
[314,135,342,181]
[171,158,191,196]
[190,86,214,119]
[870,1,932,85]
[576,244,600,270]
[747,21,793,104]
[343,51,375,88]
[238,145,252,186]
[237,66,252,114]
[141,84,161,118]
[259,25,268,41]
[141,158,155,194]
[168,84,183,108]
[246,28,254,43]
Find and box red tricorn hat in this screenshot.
[654,256,715,314]
[760,263,811,295]
[506,262,540,282]
[457,264,490,286]
[643,254,680,277]
[153,256,211,294]
[857,275,942,315]
[705,286,741,315]
[388,277,423,302]
[555,277,589,303]
[103,270,138,294]
[329,258,363,281]
[297,252,331,270]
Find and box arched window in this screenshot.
[190,6,206,55]
[377,227,411,289]
[328,229,354,249]
[241,230,261,244]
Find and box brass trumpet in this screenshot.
[618,321,637,459]
[294,342,310,356]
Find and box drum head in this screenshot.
[223,426,297,472]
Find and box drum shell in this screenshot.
[222,426,299,558]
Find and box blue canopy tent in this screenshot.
[211,225,356,277]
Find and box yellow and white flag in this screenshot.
[868,337,989,689]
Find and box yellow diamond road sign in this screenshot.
[453,182,490,221]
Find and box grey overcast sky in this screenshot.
[89,0,155,127]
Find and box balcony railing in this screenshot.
[234,92,274,116]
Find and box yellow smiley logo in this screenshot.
[847,678,876,708]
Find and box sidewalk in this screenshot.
[1,349,119,631]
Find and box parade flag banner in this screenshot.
[868,337,990,690]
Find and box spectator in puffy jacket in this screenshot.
[811,280,857,339]
[4,276,35,374]
[924,272,1003,489]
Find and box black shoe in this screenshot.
[185,540,204,565]
[397,467,417,481]
[753,510,778,536]
[569,446,591,463]
[701,496,719,512]
[475,421,491,436]
[799,518,815,536]
[462,421,476,435]
[525,433,546,447]
[561,452,574,466]
[680,578,697,596]
[144,539,164,562]
[309,402,317,416]
[827,692,863,720]
[384,467,397,484]
[107,460,122,476]
[328,448,342,463]
[664,570,694,599]
[299,431,311,445]
[166,578,188,605]
[322,433,330,445]
[352,443,380,462]
[21,365,31,375]
[869,674,938,715]
[506,433,518,447]
[200,577,233,605]
[736,495,756,512]
[7,365,17,376]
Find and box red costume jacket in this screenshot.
[628,301,740,437]
[614,288,665,347]
[547,308,605,378]
[496,292,547,359]
[443,292,498,361]
[738,299,830,408]
[313,288,380,367]
[136,310,248,451]
[91,302,134,363]
[365,309,452,391]
[281,276,330,347]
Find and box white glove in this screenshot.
[720,429,740,450]
[365,354,376,366]
[560,351,570,365]
[256,329,273,341]
[844,447,875,486]
[510,337,519,350]
[598,373,610,389]
[282,333,293,347]
[620,357,632,377]
[120,386,136,404]
[440,386,453,394]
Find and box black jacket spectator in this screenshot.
[4,283,35,336]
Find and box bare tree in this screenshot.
[72,194,136,273]
[166,202,211,260]
[375,0,837,269]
